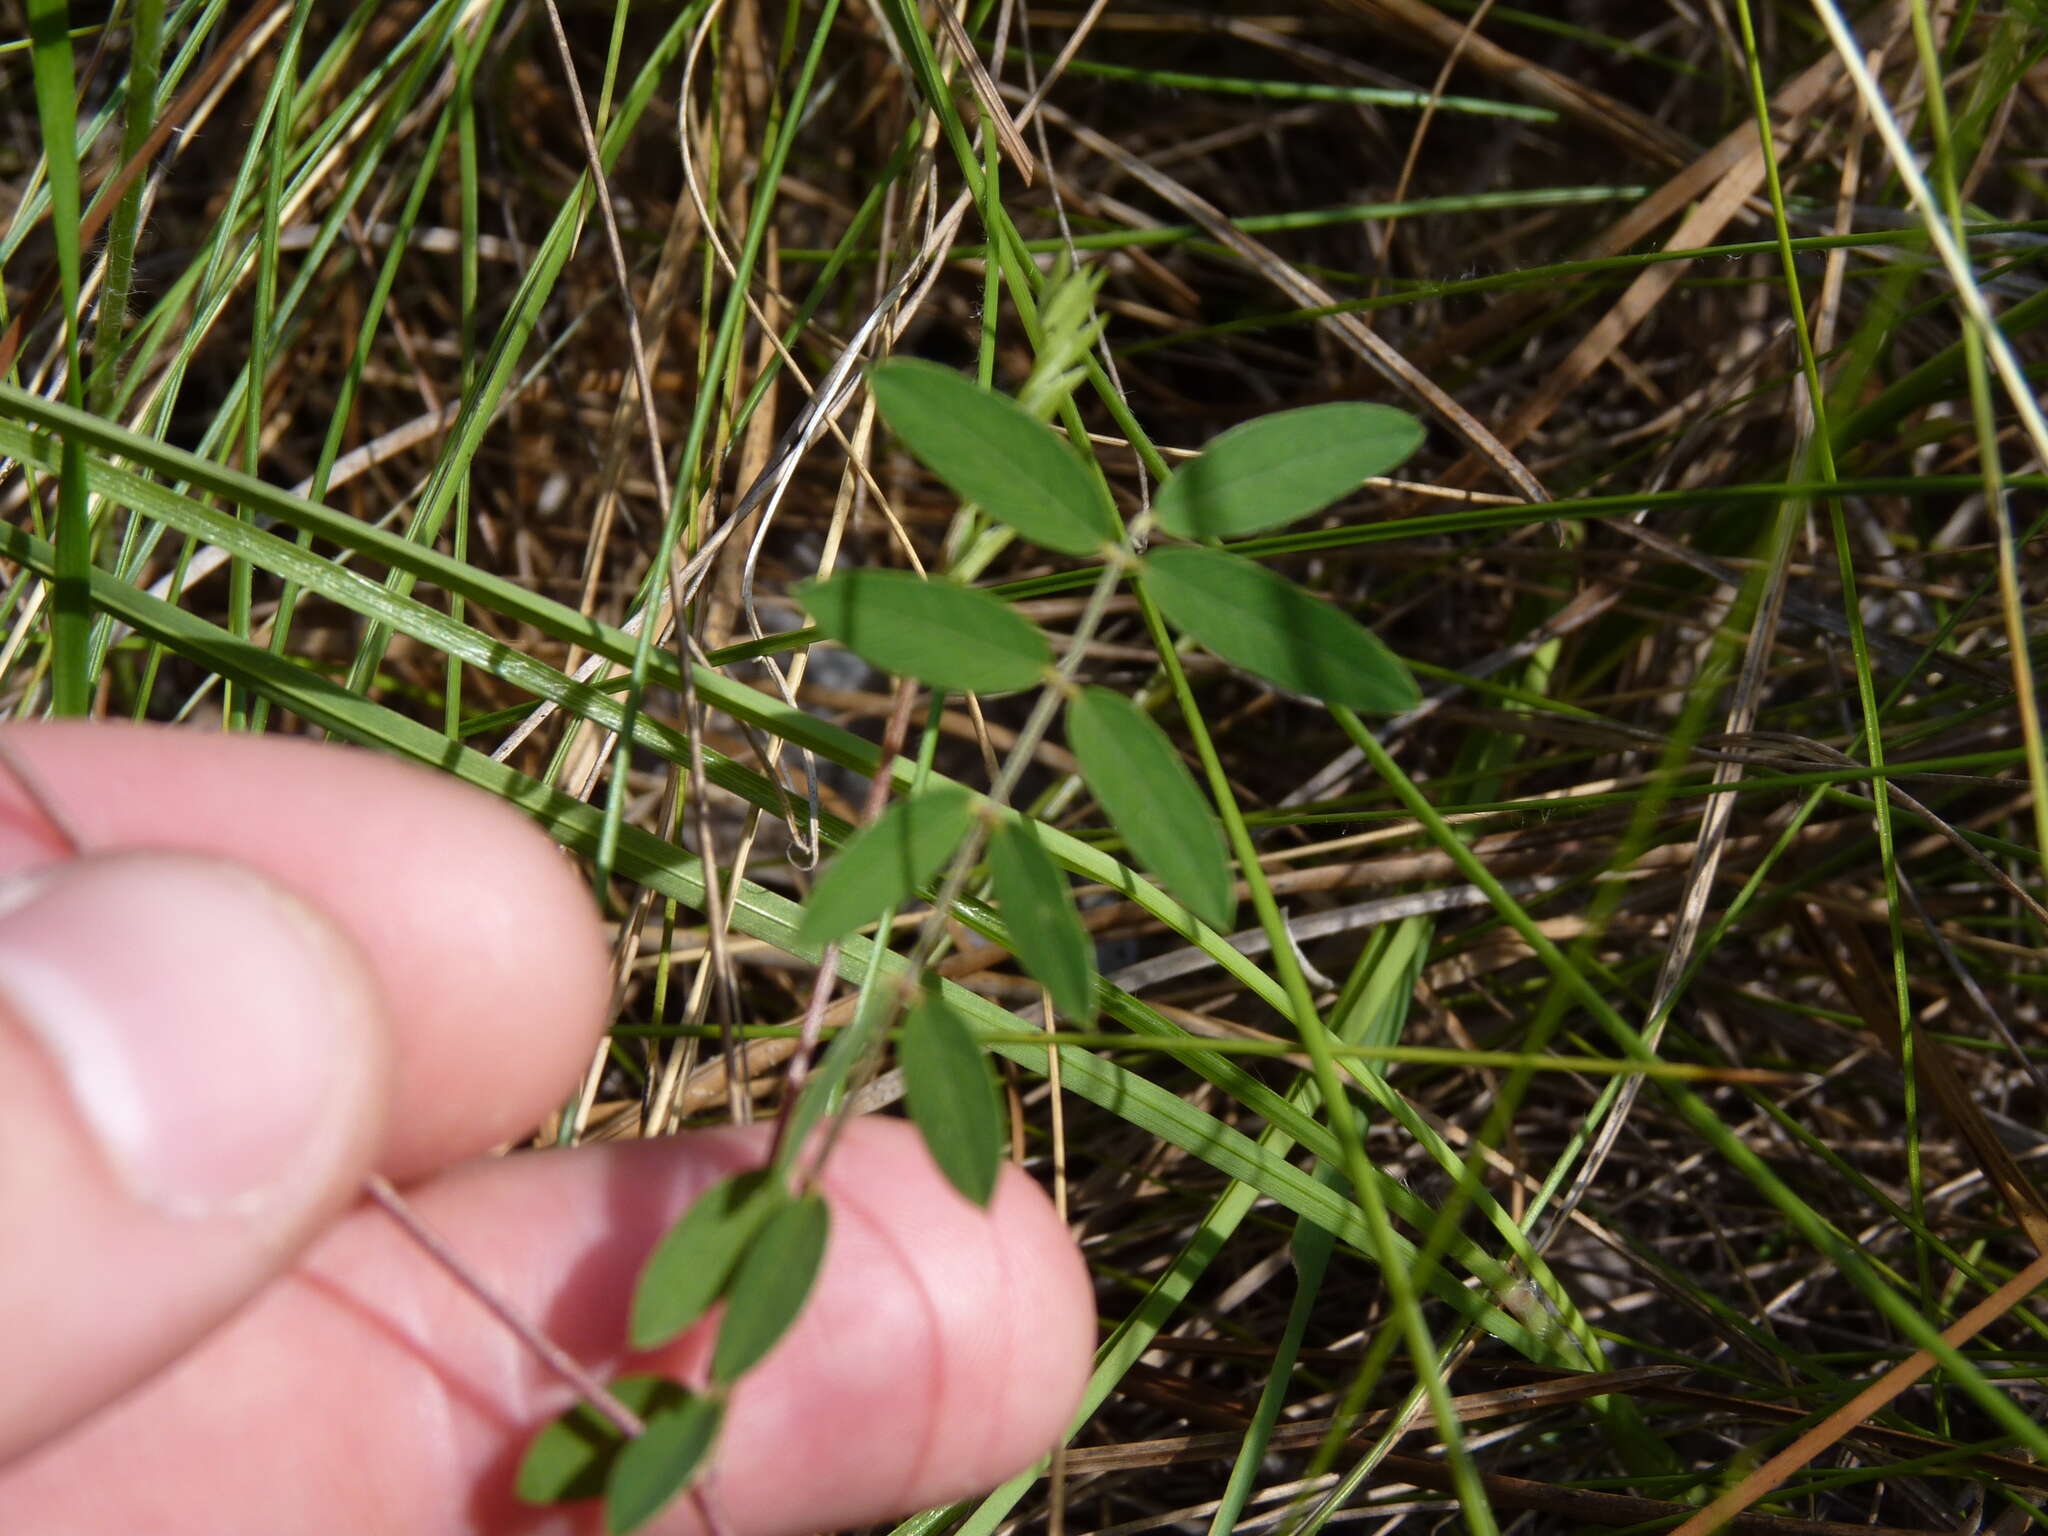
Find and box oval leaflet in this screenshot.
[900,993,1006,1206]
[604,1394,725,1536]
[629,1169,788,1348]
[515,1374,689,1507]
[1153,402,1424,539]
[1065,686,1234,933]
[987,817,1097,1024]
[798,568,1049,695]
[870,358,1118,555]
[1142,545,1419,713]
[797,784,979,947]
[711,1192,831,1385]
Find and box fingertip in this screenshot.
[824,1126,1095,1496]
[0,851,390,1462]
[0,722,612,1178]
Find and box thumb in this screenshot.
[0,851,390,1464]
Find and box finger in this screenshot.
[0,1119,1096,1536]
[0,722,610,1180]
[0,852,390,1463]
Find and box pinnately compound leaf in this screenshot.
[1152,402,1424,539]
[796,783,978,947]
[987,817,1096,1023]
[604,1392,726,1535]
[1142,545,1420,713]
[870,358,1118,556]
[515,1375,689,1507]
[900,993,1005,1206]
[629,1170,788,1349]
[797,567,1050,694]
[1065,686,1234,933]
[711,1193,831,1385]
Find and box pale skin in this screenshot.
[0,723,1095,1534]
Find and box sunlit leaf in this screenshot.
[797,568,1050,694]
[1143,546,1419,713]
[630,1170,788,1349]
[1153,402,1424,539]
[900,993,1006,1205]
[870,358,1118,555]
[515,1375,689,1506]
[605,1392,725,1535]
[1065,686,1234,932]
[987,818,1096,1023]
[712,1193,831,1385]
[796,784,978,946]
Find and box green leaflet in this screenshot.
[712,1193,832,1385]
[1152,401,1424,539]
[901,993,1006,1206]
[629,1170,788,1349]
[987,817,1097,1023]
[515,1375,689,1506]
[797,784,978,946]
[1143,545,1419,713]
[604,1393,725,1535]
[798,568,1050,694]
[870,358,1118,555]
[1065,686,1234,933]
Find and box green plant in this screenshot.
[515,325,1428,1525]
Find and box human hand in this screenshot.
[0,722,1094,1534]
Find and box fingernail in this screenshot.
[0,853,381,1217]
